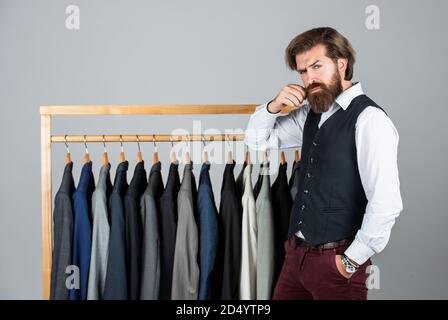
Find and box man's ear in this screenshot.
[337,58,348,78]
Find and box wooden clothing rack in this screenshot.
[39,104,294,299]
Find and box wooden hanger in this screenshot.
[82,135,90,163]
[244,144,251,165]
[102,135,109,165]
[226,135,233,164]
[152,134,159,164]
[202,135,209,163]
[184,135,191,164]
[170,136,177,163]
[184,151,191,164]
[260,149,267,162]
[294,149,301,162]
[280,151,286,165]
[64,135,72,164]
[136,135,143,163]
[119,135,126,163]
[245,149,251,165]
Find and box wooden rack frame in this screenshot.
[39,104,293,299]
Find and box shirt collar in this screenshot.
[334,82,364,110]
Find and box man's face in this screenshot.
[295,44,343,113]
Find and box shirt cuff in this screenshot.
[344,238,376,265]
[266,99,281,115]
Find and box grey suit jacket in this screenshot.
[87,164,112,300]
[50,162,76,300]
[140,161,164,299]
[171,163,199,300]
[255,161,275,300]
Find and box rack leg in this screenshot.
[41,115,52,300]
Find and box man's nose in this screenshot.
[307,79,316,87]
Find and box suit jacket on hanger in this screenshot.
[171,162,199,300]
[289,160,301,201]
[50,161,76,300]
[140,161,164,300]
[124,161,147,300]
[253,164,263,200]
[239,164,257,300]
[271,162,292,296]
[197,162,219,300]
[70,161,95,300]
[288,160,296,189]
[87,163,112,300]
[158,161,180,300]
[235,161,246,201]
[215,160,242,300]
[103,160,129,300]
[255,160,275,300]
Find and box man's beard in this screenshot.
[306,70,343,113]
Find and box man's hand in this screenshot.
[267,84,307,113]
[335,255,353,279]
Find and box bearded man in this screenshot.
[245,27,403,300]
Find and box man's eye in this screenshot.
[313,65,321,69]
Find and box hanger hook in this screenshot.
[185,134,190,150]
[170,135,174,148]
[83,135,89,154]
[102,135,107,152]
[152,134,158,152]
[226,134,231,149]
[64,135,70,153]
[119,135,124,152]
[136,135,141,153]
[201,134,207,147]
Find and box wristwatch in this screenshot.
[341,254,359,274]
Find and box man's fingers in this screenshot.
[283,87,305,105]
[286,84,307,97]
[284,91,301,106]
[280,96,296,108]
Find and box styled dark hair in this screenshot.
[285,27,356,80]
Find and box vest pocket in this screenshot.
[319,207,351,241]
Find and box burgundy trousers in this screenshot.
[272,236,372,300]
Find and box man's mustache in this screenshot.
[306,82,325,94]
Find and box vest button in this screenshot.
[301,204,306,210]
[310,157,314,163]
[304,189,309,194]
[307,172,312,178]
[298,221,303,225]
[313,141,318,147]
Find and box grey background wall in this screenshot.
[1,0,447,299]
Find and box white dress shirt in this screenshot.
[244,82,403,265]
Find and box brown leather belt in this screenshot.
[294,236,353,251]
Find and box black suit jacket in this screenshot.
[271,162,293,294]
[215,160,242,300]
[50,162,76,300]
[158,161,181,300]
[103,161,129,300]
[124,161,148,300]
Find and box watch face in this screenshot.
[346,265,357,273]
[343,257,357,273]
